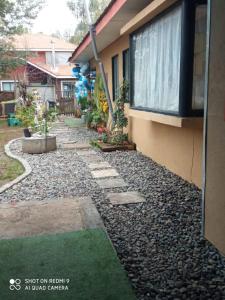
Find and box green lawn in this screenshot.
[0,156,24,182]
[0,229,136,300]
[0,124,24,187]
[0,119,6,127]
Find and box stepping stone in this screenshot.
[60,143,91,150]
[76,149,97,156]
[79,197,104,229]
[91,169,119,178]
[96,178,127,189]
[88,162,112,170]
[0,197,104,239]
[81,155,103,163]
[107,191,146,205]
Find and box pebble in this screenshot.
[1,125,225,300]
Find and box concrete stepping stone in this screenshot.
[81,155,103,163]
[96,178,127,189]
[91,169,119,178]
[60,143,91,150]
[76,149,97,156]
[88,162,112,170]
[107,191,146,205]
[0,197,104,239]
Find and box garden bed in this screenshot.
[93,140,136,152]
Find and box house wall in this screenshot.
[55,79,76,100]
[90,34,203,188]
[204,0,225,256]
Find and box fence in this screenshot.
[58,97,75,115]
[0,92,15,116]
[0,92,15,102]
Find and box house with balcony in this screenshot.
[0,33,76,102]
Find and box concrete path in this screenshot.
[0,197,104,239]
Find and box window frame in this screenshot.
[123,48,130,82]
[129,0,207,117]
[112,54,119,101]
[1,81,15,92]
[61,80,75,98]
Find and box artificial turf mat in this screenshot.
[0,229,136,300]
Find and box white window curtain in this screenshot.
[132,6,182,112]
[192,5,207,110]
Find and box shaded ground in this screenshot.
[0,229,136,300]
[0,122,224,300]
[0,120,24,187]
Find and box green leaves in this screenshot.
[67,0,111,44]
[0,0,45,76]
[113,80,129,130]
[0,0,45,37]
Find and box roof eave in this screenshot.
[69,0,126,63]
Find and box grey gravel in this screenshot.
[1,124,225,300]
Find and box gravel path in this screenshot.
[0,123,225,300]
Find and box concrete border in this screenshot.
[0,138,32,194]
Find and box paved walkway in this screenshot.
[0,120,225,300]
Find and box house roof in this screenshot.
[69,0,151,63]
[27,59,74,78]
[12,33,76,52]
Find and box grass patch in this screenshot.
[0,229,136,300]
[0,125,24,186]
[0,155,24,182]
[0,119,7,127]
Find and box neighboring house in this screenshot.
[0,33,76,102]
[70,0,225,256]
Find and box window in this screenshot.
[123,49,130,82]
[62,82,74,98]
[112,55,119,100]
[192,4,207,110]
[2,82,15,92]
[46,52,71,66]
[130,1,207,116]
[131,6,182,113]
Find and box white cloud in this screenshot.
[32,0,77,36]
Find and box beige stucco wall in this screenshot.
[128,112,203,187]
[204,0,225,256]
[90,34,203,188]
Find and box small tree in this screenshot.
[0,0,45,77]
[67,0,110,44]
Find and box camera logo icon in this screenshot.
[9,279,21,291]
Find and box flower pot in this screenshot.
[23,128,31,137]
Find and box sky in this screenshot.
[32,0,77,37]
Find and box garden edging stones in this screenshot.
[0,138,32,194]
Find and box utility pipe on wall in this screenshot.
[84,0,115,126]
[201,0,211,237]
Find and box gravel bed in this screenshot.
[0,125,225,300]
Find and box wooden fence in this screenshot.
[0,92,15,102]
[58,97,75,115]
[0,92,15,116]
